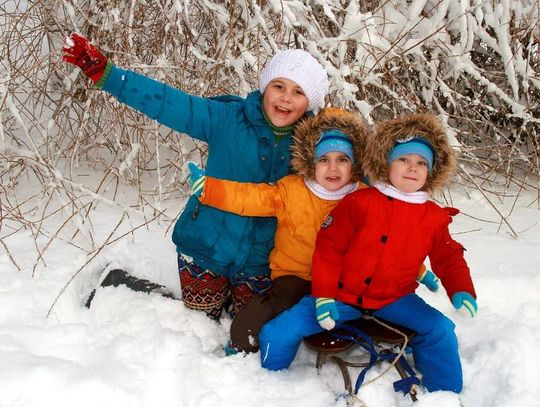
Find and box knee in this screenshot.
[430,315,457,344]
[415,313,456,341]
[259,317,304,371]
[259,317,301,349]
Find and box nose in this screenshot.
[281,89,293,102]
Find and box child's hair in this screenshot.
[290,107,368,183]
[259,49,329,113]
[363,113,457,194]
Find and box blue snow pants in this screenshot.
[259,294,463,393]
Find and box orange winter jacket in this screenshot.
[200,175,366,281]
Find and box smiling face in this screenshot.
[262,78,309,128]
[314,152,353,191]
[388,153,429,193]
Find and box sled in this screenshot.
[304,316,419,401]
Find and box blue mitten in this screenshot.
[315,297,340,330]
[187,162,206,197]
[452,291,477,318]
[417,269,440,292]
[224,340,239,356]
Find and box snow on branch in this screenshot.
[0,0,538,268]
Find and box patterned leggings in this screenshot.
[178,255,271,320]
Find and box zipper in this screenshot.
[191,202,200,219]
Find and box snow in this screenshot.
[2,0,539,405]
[64,37,75,48]
[1,167,539,407]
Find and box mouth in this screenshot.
[275,106,291,113]
[326,176,341,182]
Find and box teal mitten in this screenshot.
[452,291,477,318]
[187,162,206,197]
[315,297,340,330]
[417,269,440,292]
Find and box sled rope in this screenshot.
[332,315,417,394]
[361,315,410,387]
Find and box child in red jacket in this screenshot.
[259,113,477,393]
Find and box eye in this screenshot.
[339,156,351,163]
[295,89,305,96]
[398,157,408,163]
[272,83,283,90]
[317,156,328,163]
[418,160,427,166]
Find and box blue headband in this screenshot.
[388,137,434,171]
[314,129,354,162]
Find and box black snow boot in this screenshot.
[85,269,176,308]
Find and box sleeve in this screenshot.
[416,263,427,279]
[101,65,228,143]
[311,194,361,298]
[200,176,284,217]
[429,217,476,300]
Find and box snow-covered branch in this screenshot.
[1,0,538,266]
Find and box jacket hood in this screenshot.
[290,107,368,182]
[363,113,456,194]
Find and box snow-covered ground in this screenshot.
[0,171,539,407]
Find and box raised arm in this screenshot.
[62,32,230,142]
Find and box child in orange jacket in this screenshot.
[259,113,477,393]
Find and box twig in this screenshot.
[45,212,127,318]
[0,237,22,272]
[459,164,518,238]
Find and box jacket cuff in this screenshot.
[95,61,114,89]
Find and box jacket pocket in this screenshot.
[172,196,250,268]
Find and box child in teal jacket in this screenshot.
[63,32,329,318]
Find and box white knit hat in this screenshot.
[259,49,329,113]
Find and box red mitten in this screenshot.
[62,32,108,84]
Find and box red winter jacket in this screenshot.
[312,187,476,310]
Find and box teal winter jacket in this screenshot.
[101,65,294,280]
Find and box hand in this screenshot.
[315,297,339,330]
[62,32,108,83]
[417,268,440,292]
[452,291,477,318]
[187,162,206,197]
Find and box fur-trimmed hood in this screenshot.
[290,107,368,182]
[363,113,456,194]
